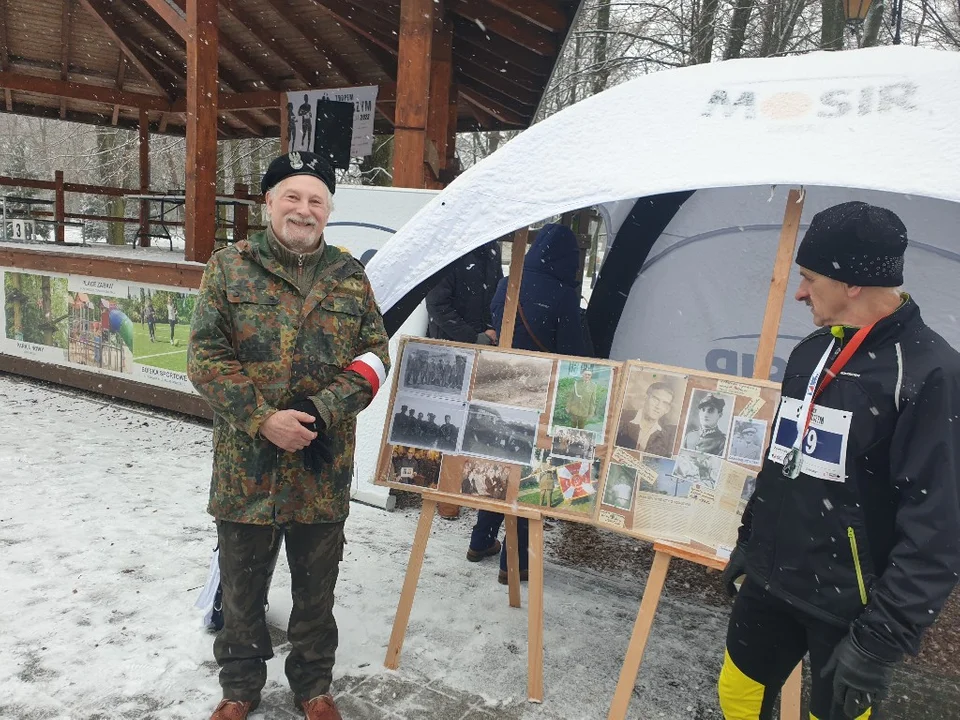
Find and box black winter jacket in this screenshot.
[425,242,503,343]
[740,298,960,660]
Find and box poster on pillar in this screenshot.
[286,86,379,161]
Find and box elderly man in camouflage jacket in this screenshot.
[188,151,390,720]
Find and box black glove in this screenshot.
[822,629,898,719]
[288,399,334,471]
[720,544,748,598]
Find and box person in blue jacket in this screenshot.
[466,223,593,583]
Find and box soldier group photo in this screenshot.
[388,394,463,451]
[401,344,470,397]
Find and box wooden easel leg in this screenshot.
[505,514,521,608]
[527,517,545,703]
[384,498,437,669]
[781,662,802,720]
[607,551,673,720]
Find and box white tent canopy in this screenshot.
[367,46,960,314]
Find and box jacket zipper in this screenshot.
[847,526,868,605]
[298,253,304,281]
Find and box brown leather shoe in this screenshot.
[302,694,343,720]
[498,568,529,585]
[210,697,259,720]
[467,539,502,562]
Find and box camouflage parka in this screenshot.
[187,230,390,525]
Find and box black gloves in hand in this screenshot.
[288,398,334,471]
[720,544,748,598]
[822,630,898,719]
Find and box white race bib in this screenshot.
[768,397,852,483]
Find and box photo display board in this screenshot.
[375,339,782,558]
[597,362,780,555]
[375,337,622,523]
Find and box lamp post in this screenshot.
[841,0,875,47]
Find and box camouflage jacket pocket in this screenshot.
[315,294,364,365]
[227,286,282,361]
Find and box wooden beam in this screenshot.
[59,0,74,119]
[425,11,453,189]
[219,0,321,86]
[452,15,554,76]
[76,0,177,97]
[262,0,356,85]
[139,110,151,247]
[141,0,188,39]
[218,32,274,87]
[184,0,219,263]
[461,87,529,127]
[455,57,541,107]
[111,54,128,125]
[486,0,568,32]
[0,71,170,111]
[0,0,12,110]
[393,0,434,188]
[314,0,398,55]
[448,0,558,56]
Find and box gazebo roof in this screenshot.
[0,0,581,137]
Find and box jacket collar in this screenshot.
[834,295,923,350]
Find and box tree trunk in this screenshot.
[692,0,722,64]
[821,0,845,50]
[724,0,756,59]
[592,0,611,95]
[862,0,885,46]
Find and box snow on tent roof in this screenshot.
[367,46,960,319]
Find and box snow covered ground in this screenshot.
[0,374,729,719]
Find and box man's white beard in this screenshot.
[276,213,322,252]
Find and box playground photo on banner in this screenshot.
[549,360,613,439]
[66,290,137,374]
[3,271,69,350]
[132,288,195,374]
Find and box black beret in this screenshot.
[260,151,336,196]
[796,202,907,287]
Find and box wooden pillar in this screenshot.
[424,11,452,190]
[54,170,65,244]
[234,182,249,242]
[184,0,218,263]
[392,0,434,188]
[138,109,151,247]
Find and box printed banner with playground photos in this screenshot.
[0,266,197,394]
[375,337,622,522]
[374,339,781,558]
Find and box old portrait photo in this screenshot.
[549,360,614,437]
[460,458,511,501]
[461,402,539,465]
[388,392,466,451]
[615,368,686,458]
[471,351,554,410]
[399,341,475,400]
[727,418,767,467]
[602,463,637,511]
[550,426,597,461]
[681,389,735,458]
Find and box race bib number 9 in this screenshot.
[768,397,852,483]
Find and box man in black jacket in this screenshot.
[425,240,503,345]
[718,202,960,720]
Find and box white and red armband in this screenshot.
[345,352,387,396]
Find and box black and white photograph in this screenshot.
[550,426,597,461]
[602,463,637,510]
[399,341,475,400]
[615,368,686,457]
[388,392,466,451]
[461,402,539,465]
[672,450,723,494]
[459,458,511,501]
[680,389,735,458]
[471,351,554,410]
[726,418,767,467]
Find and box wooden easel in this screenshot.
[607,188,807,720]
[384,229,549,702]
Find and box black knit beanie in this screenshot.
[795,202,908,287]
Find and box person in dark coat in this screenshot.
[425,241,503,344]
[466,224,592,584]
